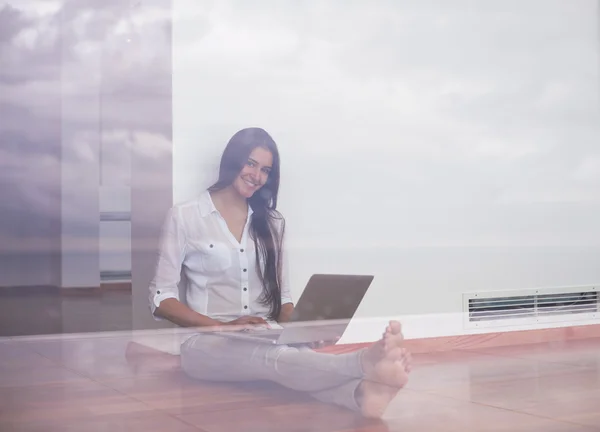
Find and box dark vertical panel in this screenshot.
[0,1,64,335]
[130,0,174,330]
[0,2,63,288]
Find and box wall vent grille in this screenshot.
[463,286,598,329]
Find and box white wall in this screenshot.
[173,0,600,342]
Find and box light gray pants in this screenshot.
[180,333,366,412]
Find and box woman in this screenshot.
[148,127,411,418]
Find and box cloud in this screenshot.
[175,0,599,167]
[0,5,32,44]
[0,0,172,246]
[0,3,66,85]
[573,156,600,183]
[1,0,599,252]
[173,0,600,247]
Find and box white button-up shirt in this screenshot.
[149,190,293,324]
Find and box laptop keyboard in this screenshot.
[241,328,283,337]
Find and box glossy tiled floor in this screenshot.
[1,333,599,432]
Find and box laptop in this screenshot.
[216,274,374,345]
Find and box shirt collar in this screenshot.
[198,190,254,218]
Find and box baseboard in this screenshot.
[100,281,132,292]
[320,323,600,355]
[60,282,132,296]
[0,285,60,296]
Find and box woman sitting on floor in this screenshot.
[148,127,412,418]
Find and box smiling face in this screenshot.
[231,146,274,199]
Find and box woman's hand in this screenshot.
[218,316,271,331]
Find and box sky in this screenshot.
[0,0,599,255]
[173,0,600,247]
[0,0,171,254]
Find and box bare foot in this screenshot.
[357,321,412,418]
[360,321,407,386]
[383,321,404,351]
[358,350,411,418]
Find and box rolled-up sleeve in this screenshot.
[280,253,293,305]
[149,206,186,319]
[277,217,293,305]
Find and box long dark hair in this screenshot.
[208,127,285,321]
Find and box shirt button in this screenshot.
[244,305,248,309]
[243,287,247,291]
[157,290,161,294]
[243,268,247,272]
[209,244,214,248]
[240,248,244,253]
